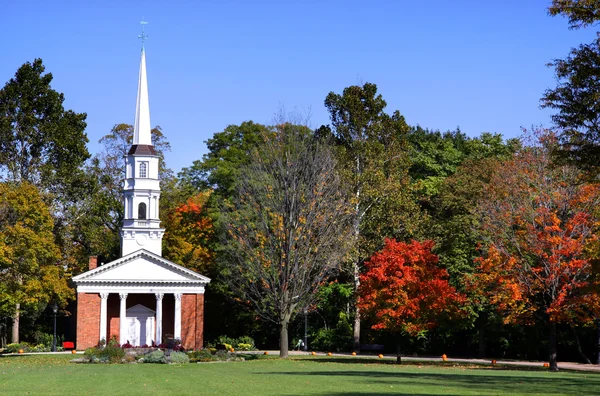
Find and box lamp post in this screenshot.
[303,309,308,351]
[51,303,58,352]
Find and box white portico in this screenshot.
[73,250,209,346]
[73,28,210,350]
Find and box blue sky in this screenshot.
[1,1,596,173]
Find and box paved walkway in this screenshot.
[253,350,600,373]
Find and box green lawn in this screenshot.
[0,354,598,395]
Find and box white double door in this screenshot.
[125,304,156,346]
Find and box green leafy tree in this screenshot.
[0,59,88,341]
[0,59,89,188]
[0,182,73,343]
[320,82,418,350]
[222,123,353,358]
[541,38,600,176]
[178,121,268,198]
[549,0,600,29]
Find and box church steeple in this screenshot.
[133,47,152,146]
[120,21,165,257]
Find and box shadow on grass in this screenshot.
[293,357,553,371]
[257,366,600,395]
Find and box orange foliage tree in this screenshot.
[162,191,214,274]
[471,130,600,370]
[358,239,466,363]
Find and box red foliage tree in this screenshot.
[358,239,466,362]
[162,191,214,274]
[471,130,600,370]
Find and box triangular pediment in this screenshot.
[126,304,155,316]
[72,249,210,285]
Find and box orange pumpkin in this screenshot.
[18,349,24,354]
[378,354,384,359]
[71,350,77,354]
[263,351,268,355]
[491,359,497,365]
[441,354,448,361]
[543,363,550,368]
[311,351,316,356]
[327,352,332,356]
[351,351,357,356]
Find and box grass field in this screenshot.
[0,354,598,395]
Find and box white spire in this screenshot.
[133,47,152,145]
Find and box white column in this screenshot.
[174,293,182,340]
[155,293,164,345]
[99,293,109,343]
[119,293,128,345]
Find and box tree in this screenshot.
[549,0,600,29]
[358,239,465,363]
[321,82,417,351]
[541,38,600,176]
[222,123,352,358]
[0,182,73,343]
[0,58,89,188]
[0,59,88,341]
[178,121,268,198]
[471,130,600,371]
[162,191,214,274]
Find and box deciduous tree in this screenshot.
[320,82,417,350]
[549,0,600,29]
[359,239,465,363]
[541,38,600,176]
[471,130,600,371]
[0,183,73,343]
[222,123,352,358]
[163,191,214,274]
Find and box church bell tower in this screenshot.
[120,37,165,257]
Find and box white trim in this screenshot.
[77,285,205,294]
[174,293,182,340]
[100,293,109,342]
[155,293,163,344]
[119,293,128,345]
[73,249,211,284]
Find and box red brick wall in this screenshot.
[181,294,196,350]
[88,256,98,270]
[76,293,100,350]
[180,293,205,350]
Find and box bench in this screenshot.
[360,344,384,353]
[62,341,75,350]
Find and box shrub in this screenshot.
[208,335,257,351]
[143,350,167,364]
[187,349,214,363]
[169,351,190,364]
[310,312,353,352]
[83,343,125,364]
[103,343,126,363]
[6,343,22,353]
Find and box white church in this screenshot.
[72,40,210,350]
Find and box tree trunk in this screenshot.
[352,259,361,352]
[570,325,591,364]
[11,303,19,344]
[396,340,402,364]
[548,321,559,371]
[279,320,289,358]
[477,318,486,359]
[596,319,600,365]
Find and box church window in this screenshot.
[138,202,147,219]
[139,162,148,178]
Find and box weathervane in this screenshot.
[138,19,148,48]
